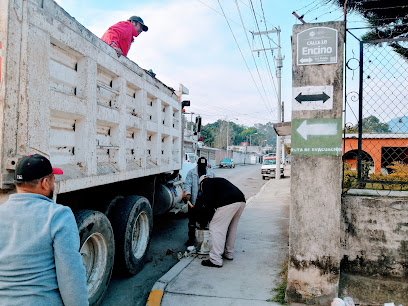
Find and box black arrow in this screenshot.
[295,92,330,103]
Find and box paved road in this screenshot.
[101,163,266,306]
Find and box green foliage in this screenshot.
[201,121,219,147]
[325,0,408,59]
[343,162,358,191]
[362,116,391,133]
[268,281,287,304]
[267,260,288,305]
[343,161,408,191]
[369,161,408,190]
[200,121,277,149]
[346,116,391,133]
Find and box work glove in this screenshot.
[183,194,191,203]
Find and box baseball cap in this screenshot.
[199,175,209,185]
[15,154,63,182]
[128,16,148,31]
[198,157,207,166]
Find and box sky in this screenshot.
[54,0,366,127]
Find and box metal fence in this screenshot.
[343,29,408,191]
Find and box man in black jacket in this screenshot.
[196,176,246,268]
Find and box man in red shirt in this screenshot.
[101,16,148,57]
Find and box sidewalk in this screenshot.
[147,176,290,306]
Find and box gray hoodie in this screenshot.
[0,193,88,306]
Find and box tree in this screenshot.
[325,0,408,59]
[346,115,391,133]
[201,121,219,147]
[200,121,278,149]
[254,122,277,146]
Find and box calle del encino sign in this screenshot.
[297,27,338,66]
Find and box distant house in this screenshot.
[343,133,408,174]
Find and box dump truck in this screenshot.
[0,0,187,304]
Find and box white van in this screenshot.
[261,156,284,179]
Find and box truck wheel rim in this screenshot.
[80,233,108,298]
[132,211,149,259]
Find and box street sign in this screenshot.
[291,118,342,156]
[292,86,333,111]
[297,27,338,66]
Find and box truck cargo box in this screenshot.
[0,0,182,196]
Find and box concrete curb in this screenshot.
[146,255,197,306]
[246,179,272,207]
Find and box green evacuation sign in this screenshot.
[291,118,342,156]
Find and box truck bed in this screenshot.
[0,0,182,194]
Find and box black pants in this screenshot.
[187,205,196,241]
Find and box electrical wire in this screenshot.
[235,0,276,114]
[195,0,243,28]
[294,0,320,13]
[191,102,276,122]
[238,0,276,29]
[303,2,323,16]
[313,9,338,21]
[249,0,279,101]
[216,0,275,117]
[259,0,279,78]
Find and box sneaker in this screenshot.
[222,254,233,261]
[201,259,222,268]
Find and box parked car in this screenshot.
[261,156,284,179]
[220,158,235,168]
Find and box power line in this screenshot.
[238,0,276,29]
[313,9,338,22]
[216,0,275,117]
[235,0,276,114]
[259,0,278,74]
[249,0,279,101]
[195,0,243,28]
[304,2,322,16]
[294,0,320,14]
[192,100,275,121]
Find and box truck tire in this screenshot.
[73,209,115,306]
[108,196,153,276]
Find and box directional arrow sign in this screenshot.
[291,118,342,156]
[296,120,337,140]
[295,92,330,103]
[299,58,313,64]
[292,86,333,111]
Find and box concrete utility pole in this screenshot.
[287,22,344,304]
[253,27,284,180]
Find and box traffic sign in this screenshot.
[292,86,333,111]
[291,118,342,156]
[297,27,338,66]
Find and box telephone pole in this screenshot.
[253,27,284,180]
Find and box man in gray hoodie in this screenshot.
[0,154,89,305]
[183,157,215,246]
